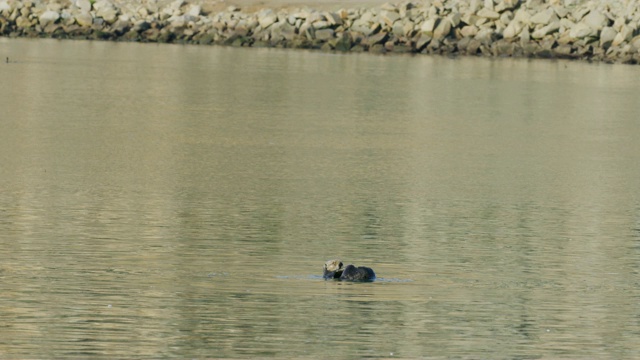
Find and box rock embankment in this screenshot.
[2,0,640,63]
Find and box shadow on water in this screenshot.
[276,275,414,283]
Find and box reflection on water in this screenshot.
[1,38,640,358]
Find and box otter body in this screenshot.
[323,259,376,281]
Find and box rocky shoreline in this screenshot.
[2,0,640,64]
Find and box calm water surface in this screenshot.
[1,38,640,358]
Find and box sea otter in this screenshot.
[323,259,376,281]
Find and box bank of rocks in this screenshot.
[2,0,640,64]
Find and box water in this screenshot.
[1,38,640,358]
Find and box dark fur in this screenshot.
[323,259,376,281]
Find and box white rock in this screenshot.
[0,1,10,12]
[584,10,607,30]
[168,14,185,28]
[599,26,616,46]
[433,17,451,40]
[477,8,499,20]
[529,8,557,25]
[496,0,518,12]
[612,17,626,32]
[258,9,277,28]
[569,22,594,39]
[503,20,523,38]
[612,24,633,46]
[513,9,530,23]
[381,10,400,27]
[460,25,478,37]
[93,0,113,12]
[531,21,559,39]
[75,11,93,26]
[97,7,118,23]
[169,0,184,10]
[39,10,59,27]
[519,26,530,45]
[448,12,461,27]
[421,18,437,33]
[74,0,91,12]
[187,5,200,17]
[629,35,640,51]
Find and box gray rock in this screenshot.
[132,20,151,33]
[323,11,342,26]
[365,31,388,45]
[314,28,334,40]
[333,32,352,51]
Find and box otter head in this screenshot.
[323,259,344,279]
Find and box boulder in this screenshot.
[583,10,607,30]
[433,17,451,40]
[75,11,93,27]
[599,26,616,47]
[187,5,201,17]
[459,25,478,37]
[415,33,431,50]
[365,31,388,45]
[569,23,594,39]
[258,9,277,29]
[532,21,559,39]
[314,28,334,40]
[39,10,60,27]
[0,1,10,12]
[75,0,91,13]
[16,16,32,28]
[529,8,557,25]
[333,32,352,51]
[502,20,523,38]
[421,18,437,34]
[612,24,633,47]
[381,10,400,27]
[477,8,500,20]
[323,11,342,26]
[630,35,640,51]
